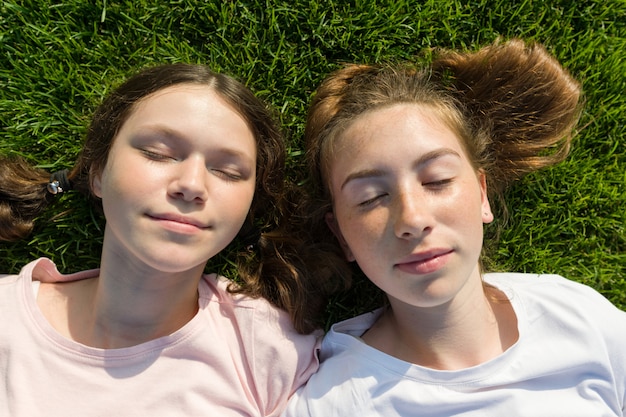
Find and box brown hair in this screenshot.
[301,38,583,289]
[0,63,329,333]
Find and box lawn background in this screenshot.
[1,0,624,328]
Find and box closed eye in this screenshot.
[424,178,453,190]
[358,193,388,207]
[210,168,244,181]
[141,149,176,162]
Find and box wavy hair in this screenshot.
[301,38,583,289]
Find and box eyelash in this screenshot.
[424,179,453,190]
[211,169,242,181]
[142,149,244,181]
[357,179,453,207]
[358,193,388,207]
[141,149,175,161]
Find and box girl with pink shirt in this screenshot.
[0,63,327,416]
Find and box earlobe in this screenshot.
[325,212,356,262]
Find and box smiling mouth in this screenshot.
[148,214,209,230]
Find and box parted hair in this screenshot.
[0,63,333,334]
[300,38,583,290]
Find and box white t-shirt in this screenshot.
[0,258,321,416]
[284,273,626,417]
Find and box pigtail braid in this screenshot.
[0,156,75,241]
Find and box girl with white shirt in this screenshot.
[284,39,626,416]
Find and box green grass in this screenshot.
[1,0,625,326]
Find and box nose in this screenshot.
[169,156,208,203]
[393,189,433,239]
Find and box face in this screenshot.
[93,84,257,273]
[326,104,493,309]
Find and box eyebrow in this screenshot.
[340,148,461,190]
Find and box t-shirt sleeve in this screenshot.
[247,303,321,417]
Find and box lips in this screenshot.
[394,249,453,275]
[148,213,209,229]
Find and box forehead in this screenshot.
[333,103,465,156]
[131,84,223,115]
[124,84,251,133]
[114,84,256,155]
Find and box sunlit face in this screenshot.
[326,104,493,309]
[93,84,257,273]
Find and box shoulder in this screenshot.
[0,258,47,289]
[0,260,47,331]
[204,273,322,361]
[285,311,388,416]
[0,265,24,304]
[285,349,370,417]
[200,273,310,334]
[486,272,626,405]
[484,272,622,311]
[18,257,100,283]
[321,310,382,359]
[200,273,322,414]
[486,271,626,349]
[0,272,19,284]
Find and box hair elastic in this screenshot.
[47,169,72,195]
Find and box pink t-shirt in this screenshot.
[0,258,321,416]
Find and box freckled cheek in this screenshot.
[341,212,389,248]
[440,191,485,233]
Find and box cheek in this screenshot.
[221,183,256,221]
[445,186,486,233]
[99,161,155,205]
[336,208,386,251]
[239,187,256,216]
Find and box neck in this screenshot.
[52,247,205,349]
[362,277,518,370]
[90,278,200,349]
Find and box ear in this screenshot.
[325,212,356,262]
[478,170,494,224]
[91,167,103,198]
